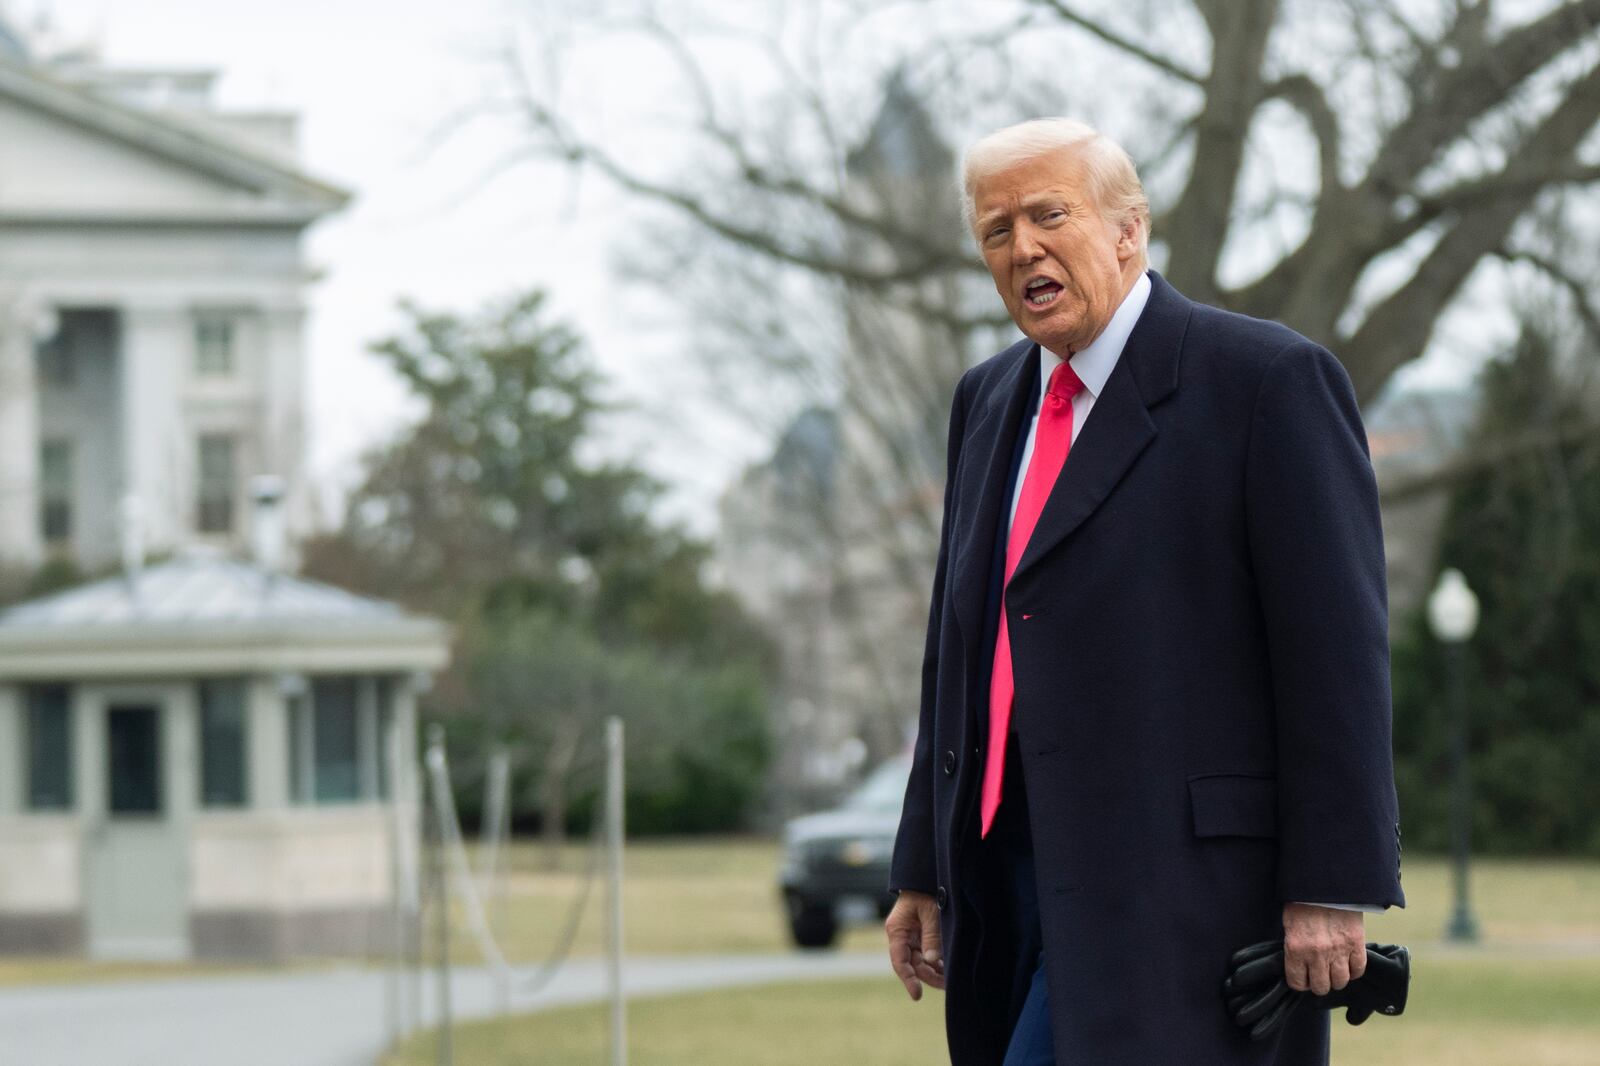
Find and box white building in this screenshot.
[0,28,348,574]
[0,22,455,963]
[0,514,450,960]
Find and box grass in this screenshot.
[7,832,1598,1022]
[381,841,1600,1065]
[443,836,1600,965]
[382,954,1600,1066]
[439,835,887,962]
[384,976,949,1066]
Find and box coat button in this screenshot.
[943,750,956,775]
[936,886,948,910]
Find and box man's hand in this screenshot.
[1281,903,1367,996]
[885,889,946,1000]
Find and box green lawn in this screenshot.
[439,835,891,961]
[10,837,1592,988]
[382,841,1600,1064]
[446,837,1600,965]
[384,954,1600,1066]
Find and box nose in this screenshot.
[1011,221,1044,266]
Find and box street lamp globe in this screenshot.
[1428,568,1479,643]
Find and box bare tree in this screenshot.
[472,0,1600,745]
[503,0,1600,398]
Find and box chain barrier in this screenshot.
[421,730,611,998]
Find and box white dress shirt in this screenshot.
[1007,271,1151,527]
[1003,270,1383,915]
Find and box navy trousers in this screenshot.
[969,731,1054,1065]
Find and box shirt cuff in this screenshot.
[1292,901,1387,913]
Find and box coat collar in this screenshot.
[948,338,1037,647]
[949,269,1192,643]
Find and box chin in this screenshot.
[1028,323,1082,355]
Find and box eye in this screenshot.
[984,225,1010,243]
[1041,209,1066,222]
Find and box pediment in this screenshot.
[0,57,347,225]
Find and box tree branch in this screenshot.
[1344,57,1600,403]
[1364,0,1600,200]
[1161,0,1281,301]
[1379,416,1600,505]
[504,62,973,288]
[1497,248,1600,347]
[1260,73,1343,201]
[1028,0,1207,85]
[1393,161,1600,240]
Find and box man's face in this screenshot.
[972,148,1141,355]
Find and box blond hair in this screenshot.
[961,118,1150,263]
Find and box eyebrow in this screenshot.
[976,192,1071,230]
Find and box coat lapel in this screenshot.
[1008,271,1192,589]
[948,340,1038,648]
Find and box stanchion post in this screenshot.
[606,717,627,1066]
[483,747,511,1014]
[426,727,453,1066]
[385,712,403,1048]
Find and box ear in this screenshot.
[1115,215,1142,262]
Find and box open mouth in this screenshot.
[1024,277,1064,307]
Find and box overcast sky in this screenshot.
[18,0,760,534]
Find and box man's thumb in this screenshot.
[922,902,943,963]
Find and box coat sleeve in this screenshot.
[888,371,969,896]
[1244,341,1405,909]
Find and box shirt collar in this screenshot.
[1039,270,1152,401]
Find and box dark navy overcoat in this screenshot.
[890,271,1406,1065]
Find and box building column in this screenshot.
[0,298,43,570]
[0,685,21,814]
[261,302,308,567]
[248,675,292,811]
[118,303,187,558]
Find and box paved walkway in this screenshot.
[0,951,887,1066]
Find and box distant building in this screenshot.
[0,482,449,960]
[715,78,980,809]
[827,73,975,762]
[715,408,844,817]
[0,21,446,964]
[0,27,348,574]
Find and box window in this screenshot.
[196,434,235,534]
[194,315,235,377]
[287,692,310,804]
[312,677,360,803]
[286,676,389,806]
[198,679,248,807]
[25,684,73,811]
[39,439,73,542]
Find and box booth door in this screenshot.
[87,702,187,959]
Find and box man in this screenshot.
[884,119,1405,1066]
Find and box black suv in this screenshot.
[778,755,911,949]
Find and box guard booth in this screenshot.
[0,547,450,960]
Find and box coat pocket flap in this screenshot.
[1188,773,1278,838]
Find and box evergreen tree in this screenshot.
[303,290,773,836]
[1392,322,1600,855]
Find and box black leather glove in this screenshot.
[1222,939,1411,1040]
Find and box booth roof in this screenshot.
[0,548,427,631]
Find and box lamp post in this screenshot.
[1427,568,1480,943]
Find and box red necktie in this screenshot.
[980,358,1086,838]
